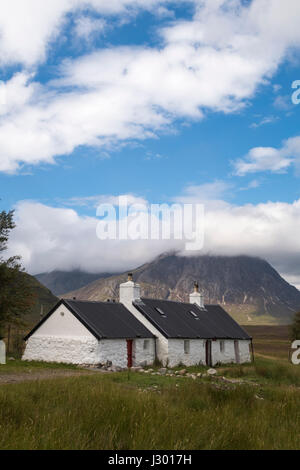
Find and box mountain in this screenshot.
[13,272,58,326]
[63,253,300,325]
[35,270,116,296]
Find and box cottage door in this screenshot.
[127,339,133,368]
[234,340,240,364]
[205,340,212,367]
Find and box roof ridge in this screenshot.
[64,298,121,305]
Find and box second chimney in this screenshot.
[189,281,204,309]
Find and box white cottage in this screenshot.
[23,275,252,367]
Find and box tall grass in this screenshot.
[0,372,300,450]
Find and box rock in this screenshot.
[178,369,187,376]
[207,368,217,375]
[191,375,197,380]
[148,369,154,373]
[158,368,167,375]
[8,357,15,361]
[255,394,264,400]
[197,373,202,378]
[139,361,147,367]
[131,366,142,372]
[111,365,122,372]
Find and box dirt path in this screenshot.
[0,369,99,385]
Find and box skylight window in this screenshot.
[189,310,199,320]
[155,307,166,317]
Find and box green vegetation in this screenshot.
[291,311,300,341]
[0,359,78,375]
[0,210,35,336]
[0,326,299,450]
[0,209,57,351]
[0,357,300,450]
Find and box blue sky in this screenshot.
[1,0,300,286]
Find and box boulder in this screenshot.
[207,368,217,375]
[158,368,167,375]
[178,369,187,376]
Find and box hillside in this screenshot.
[64,253,300,325]
[18,272,58,326]
[35,270,115,296]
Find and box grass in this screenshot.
[0,359,78,375]
[0,357,300,449]
[0,325,299,450]
[244,325,291,361]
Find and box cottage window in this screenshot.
[184,340,190,354]
[220,341,225,353]
[155,307,166,317]
[143,340,150,350]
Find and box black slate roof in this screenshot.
[133,298,251,340]
[25,299,154,340]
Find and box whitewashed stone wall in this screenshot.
[122,302,169,364]
[238,340,252,363]
[164,338,251,367]
[134,338,156,366]
[23,335,101,364]
[211,340,251,365]
[167,339,206,367]
[23,336,156,367]
[99,339,127,367]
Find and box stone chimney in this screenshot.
[189,281,204,308]
[119,273,141,305]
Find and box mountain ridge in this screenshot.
[62,253,300,325]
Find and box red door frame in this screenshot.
[127,339,133,368]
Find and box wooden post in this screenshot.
[7,324,11,355]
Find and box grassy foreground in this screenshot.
[0,356,300,450]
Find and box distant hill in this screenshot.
[63,253,300,325]
[13,272,58,326]
[35,270,116,296]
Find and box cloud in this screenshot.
[0,0,170,67]
[173,181,233,203]
[233,136,300,176]
[250,115,279,128]
[61,194,148,208]
[74,16,107,40]
[239,179,261,191]
[7,194,300,289]
[2,1,300,171]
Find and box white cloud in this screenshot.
[234,136,300,176]
[7,196,300,288]
[74,16,107,40]
[0,0,170,67]
[173,181,233,203]
[250,115,279,128]
[61,193,148,207]
[2,1,300,171]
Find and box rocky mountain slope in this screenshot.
[35,270,116,296]
[63,253,300,325]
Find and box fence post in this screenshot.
[7,324,11,355]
